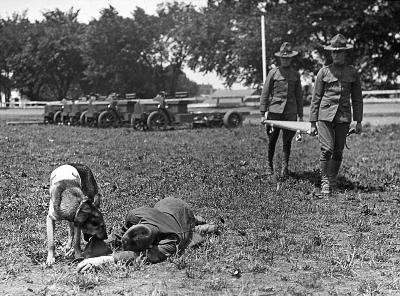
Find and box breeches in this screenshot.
[267,113,297,149]
[318,120,350,161]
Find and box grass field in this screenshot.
[0,123,399,295]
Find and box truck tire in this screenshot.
[53,111,62,125]
[79,111,88,126]
[147,110,168,131]
[98,111,116,128]
[223,111,242,128]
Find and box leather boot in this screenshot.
[329,159,342,192]
[320,160,330,196]
[266,160,274,175]
[266,143,275,175]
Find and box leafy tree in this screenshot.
[155,2,203,96]
[0,13,31,102]
[83,6,160,98]
[10,9,86,100]
[189,0,400,88]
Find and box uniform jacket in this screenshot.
[260,67,303,117]
[310,64,363,123]
[112,197,196,263]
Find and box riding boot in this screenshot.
[281,146,290,178]
[266,143,275,175]
[320,160,330,196]
[329,159,342,192]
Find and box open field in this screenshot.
[0,123,399,295]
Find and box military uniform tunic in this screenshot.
[310,64,363,162]
[310,64,363,123]
[112,197,196,263]
[260,67,303,117]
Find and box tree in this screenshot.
[155,2,203,96]
[188,0,400,88]
[10,9,86,100]
[0,13,31,102]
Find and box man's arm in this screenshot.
[76,251,139,273]
[295,75,303,120]
[145,236,179,263]
[76,255,114,273]
[351,70,363,133]
[260,69,276,116]
[309,69,324,122]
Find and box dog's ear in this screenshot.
[74,202,92,225]
[93,193,101,209]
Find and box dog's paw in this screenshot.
[74,249,83,259]
[46,256,56,266]
[65,248,75,258]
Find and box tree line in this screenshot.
[0,0,398,102]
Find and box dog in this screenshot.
[46,163,107,266]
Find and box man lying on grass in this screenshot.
[77,197,217,273]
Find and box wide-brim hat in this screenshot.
[274,42,298,57]
[324,34,353,51]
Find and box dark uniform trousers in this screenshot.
[310,64,362,163]
[260,67,303,170]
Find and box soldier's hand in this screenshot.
[355,122,362,134]
[310,122,318,136]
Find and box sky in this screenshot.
[0,0,243,90]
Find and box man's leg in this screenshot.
[266,127,280,174]
[280,114,297,178]
[318,121,335,195]
[281,129,296,178]
[329,123,350,190]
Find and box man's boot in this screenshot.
[266,143,275,175]
[329,159,342,192]
[320,160,330,196]
[266,159,274,175]
[281,147,290,178]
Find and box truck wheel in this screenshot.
[46,112,54,124]
[79,111,88,126]
[53,111,62,125]
[98,111,116,128]
[147,111,168,131]
[223,111,242,128]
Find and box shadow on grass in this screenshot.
[290,170,386,193]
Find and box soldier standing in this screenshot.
[260,42,303,177]
[310,34,363,196]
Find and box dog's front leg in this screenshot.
[46,215,56,265]
[73,225,83,259]
[64,222,75,257]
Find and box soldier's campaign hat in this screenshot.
[324,34,353,51]
[274,42,298,57]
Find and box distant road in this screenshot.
[1,103,399,126]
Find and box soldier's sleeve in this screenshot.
[351,70,363,122]
[144,236,179,263]
[112,251,138,264]
[259,69,276,115]
[295,74,303,118]
[309,69,324,122]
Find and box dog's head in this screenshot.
[74,201,108,242]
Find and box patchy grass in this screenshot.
[0,123,399,295]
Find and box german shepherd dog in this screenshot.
[46,163,107,265]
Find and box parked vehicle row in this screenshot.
[43,94,248,130]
